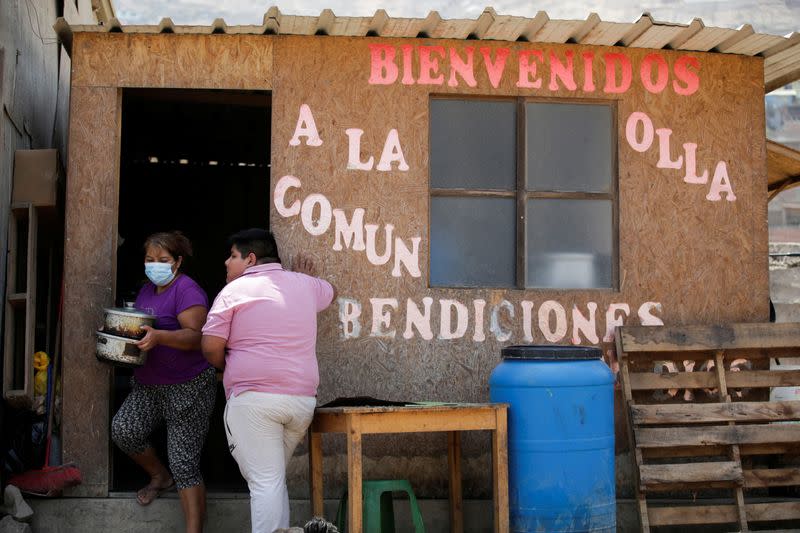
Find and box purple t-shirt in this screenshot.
[133,274,210,385]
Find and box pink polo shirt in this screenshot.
[202,263,334,399]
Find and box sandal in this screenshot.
[136,479,175,506]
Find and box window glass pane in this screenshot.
[526,103,612,192]
[430,100,516,190]
[431,197,516,287]
[526,199,613,289]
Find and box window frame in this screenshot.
[428,95,620,291]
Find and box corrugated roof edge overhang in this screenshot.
[768,140,800,199]
[54,6,800,92]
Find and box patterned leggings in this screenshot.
[111,367,216,490]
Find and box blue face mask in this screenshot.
[144,262,176,287]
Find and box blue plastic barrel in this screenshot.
[489,345,615,533]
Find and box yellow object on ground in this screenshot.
[33,351,50,396]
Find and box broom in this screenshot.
[8,283,82,496]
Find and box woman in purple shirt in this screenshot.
[111,231,215,533]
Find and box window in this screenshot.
[429,98,617,289]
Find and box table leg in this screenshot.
[448,431,464,533]
[346,414,363,533]
[309,429,324,517]
[492,407,509,533]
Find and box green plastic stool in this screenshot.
[335,479,425,533]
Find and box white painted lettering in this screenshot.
[332,208,366,251]
[539,300,567,343]
[338,298,362,338]
[289,104,323,147]
[572,302,599,344]
[300,194,333,236]
[391,237,421,278]
[404,297,434,340]
[274,175,302,218]
[376,129,410,172]
[365,223,394,265]
[345,128,375,171]
[439,299,469,340]
[490,300,514,342]
[370,298,398,338]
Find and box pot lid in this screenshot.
[96,330,142,342]
[103,304,155,320]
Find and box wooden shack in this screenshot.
[53,6,800,519]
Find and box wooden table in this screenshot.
[308,403,509,533]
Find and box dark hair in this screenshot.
[228,228,280,264]
[143,231,193,268]
[303,517,339,533]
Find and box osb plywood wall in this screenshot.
[270,35,767,400]
[64,33,767,497]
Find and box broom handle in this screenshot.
[44,281,64,469]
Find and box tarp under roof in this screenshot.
[768,141,800,199]
[55,6,800,92]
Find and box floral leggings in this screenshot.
[111,367,216,490]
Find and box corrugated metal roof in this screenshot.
[55,7,800,92]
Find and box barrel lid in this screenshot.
[501,344,602,360]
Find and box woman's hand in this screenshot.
[135,325,162,351]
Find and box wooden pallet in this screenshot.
[617,323,800,532]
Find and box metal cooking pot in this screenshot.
[102,303,156,340]
[95,330,149,367]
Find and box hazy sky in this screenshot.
[114,0,800,36]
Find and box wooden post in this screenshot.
[346,414,363,533]
[309,428,324,517]
[447,431,463,533]
[492,406,509,533]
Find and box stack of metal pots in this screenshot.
[96,303,156,367]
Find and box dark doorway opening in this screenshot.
[112,88,271,491]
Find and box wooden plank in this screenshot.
[448,432,463,533]
[631,400,800,424]
[639,461,742,488]
[310,412,347,433]
[637,424,800,448]
[649,501,800,525]
[744,467,800,488]
[648,503,738,526]
[621,347,800,361]
[628,370,716,390]
[346,414,363,533]
[492,407,509,533]
[619,324,800,353]
[747,501,800,522]
[359,409,498,434]
[628,369,800,391]
[644,442,800,459]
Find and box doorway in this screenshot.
[112,88,271,491]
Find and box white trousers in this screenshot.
[224,391,317,533]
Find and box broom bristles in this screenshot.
[9,464,82,496]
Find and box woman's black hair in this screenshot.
[143,231,193,269]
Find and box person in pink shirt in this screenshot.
[201,229,335,533]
